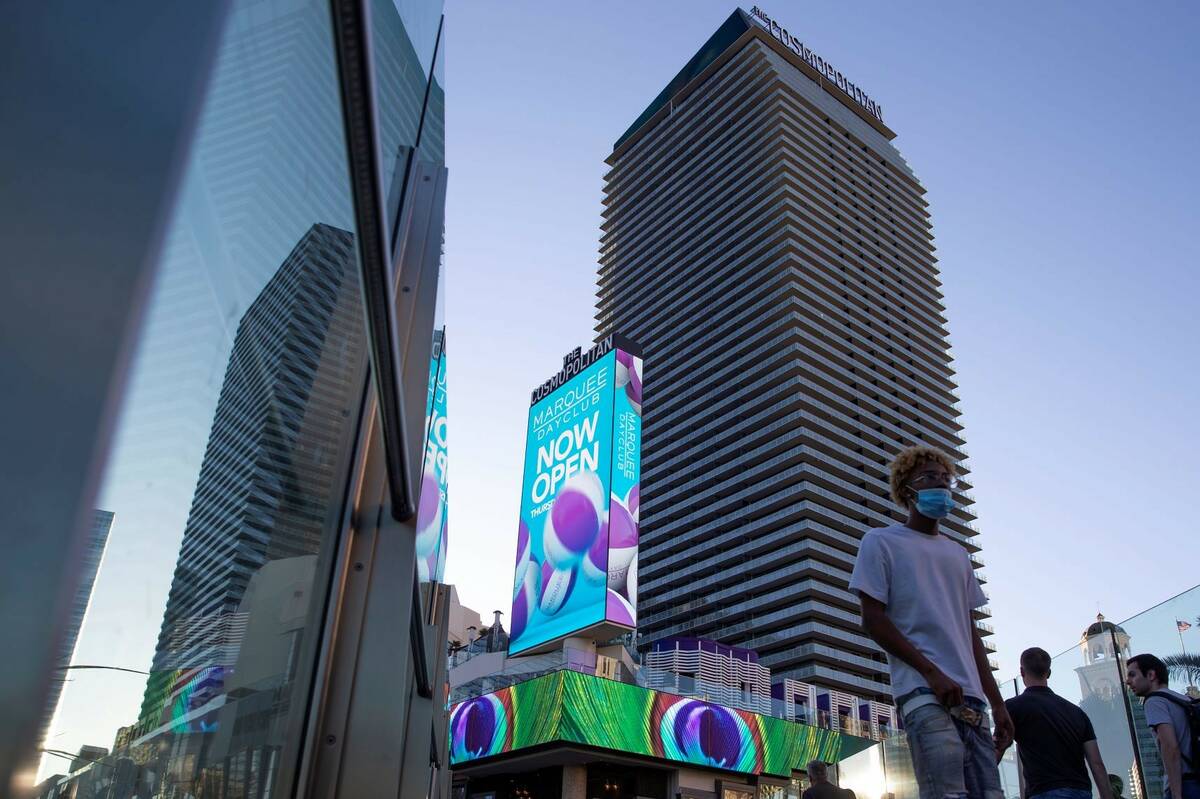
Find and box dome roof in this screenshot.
[1084,613,1127,639]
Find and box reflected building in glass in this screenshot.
[17,0,449,792]
[137,224,364,743]
[1076,614,1163,799]
[595,9,986,701]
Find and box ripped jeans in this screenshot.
[901,693,1003,799]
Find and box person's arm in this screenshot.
[970,625,1013,752]
[1083,740,1115,799]
[994,699,1015,762]
[1153,722,1183,799]
[1017,754,1026,799]
[859,594,963,706]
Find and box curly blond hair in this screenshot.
[889,445,957,508]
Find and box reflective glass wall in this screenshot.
[28,0,447,796]
[998,585,1200,799]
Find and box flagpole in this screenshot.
[1179,622,1192,687]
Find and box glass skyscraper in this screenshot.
[596,9,989,701]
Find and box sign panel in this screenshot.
[748,5,885,123]
[509,335,643,655]
[417,330,448,583]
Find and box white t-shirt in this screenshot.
[849,523,988,703]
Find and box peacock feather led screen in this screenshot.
[449,670,863,778]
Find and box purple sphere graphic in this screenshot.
[659,698,753,771]
[616,351,643,414]
[542,470,604,569]
[606,588,635,627]
[581,518,608,584]
[415,469,442,557]
[450,694,508,762]
[513,519,533,596]
[626,483,640,524]
[510,563,539,641]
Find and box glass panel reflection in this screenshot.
[34,0,366,796]
[372,0,444,224]
[997,590,1200,799]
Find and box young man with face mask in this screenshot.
[849,445,1012,799]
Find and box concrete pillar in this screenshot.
[562,636,598,672]
[562,764,587,799]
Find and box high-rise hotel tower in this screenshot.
[596,8,990,701]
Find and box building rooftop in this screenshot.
[613,7,895,157]
[1083,612,1127,640]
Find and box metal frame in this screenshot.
[296,160,447,796]
[328,0,418,523]
[292,0,449,794]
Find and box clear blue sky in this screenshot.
[442,0,1200,674]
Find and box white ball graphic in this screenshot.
[625,554,638,608]
[539,561,577,616]
[511,563,540,642]
[606,499,637,592]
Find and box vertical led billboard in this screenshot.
[417,329,448,583]
[509,334,643,655]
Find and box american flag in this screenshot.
[1178,620,1192,633]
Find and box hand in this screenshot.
[991,703,1014,755]
[926,668,964,708]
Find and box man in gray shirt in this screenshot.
[1126,653,1199,799]
[850,445,1012,799]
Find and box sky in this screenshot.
[441,0,1200,675]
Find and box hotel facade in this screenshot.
[596,8,990,701]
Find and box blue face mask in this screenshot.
[913,487,955,519]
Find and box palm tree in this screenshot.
[1162,653,1200,687]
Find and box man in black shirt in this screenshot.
[998,648,1115,799]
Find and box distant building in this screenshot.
[69,745,108,774]
[202,555,319,794]
[35,510,113,757]
[447,586,484,649]
[643,637,772,715]
[1075,613,1162,799]
[773,678,898,739]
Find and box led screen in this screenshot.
[449,670,856,778]
[417,331,448,583]
[509,337,643,655]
